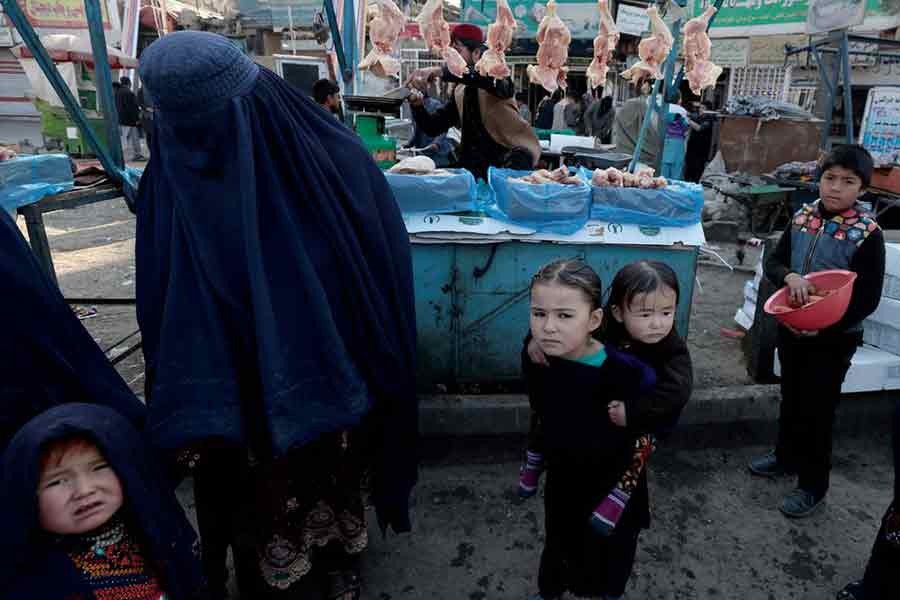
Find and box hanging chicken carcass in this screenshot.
[682,6,723,94]
[585,0,619,90]
[527,1,571,93]
[475,0,517,79]
[359,0,406,78]
[417,0,469,77]
[621,6,673,83]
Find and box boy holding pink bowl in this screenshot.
[749,144,886,518]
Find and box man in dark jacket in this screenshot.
[405,24,540,180]
[115,76,143,161]
[137,85,154,151]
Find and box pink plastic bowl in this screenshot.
[763,269,858,331]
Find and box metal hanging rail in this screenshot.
[629,0,724,173]
[785,32,900,147]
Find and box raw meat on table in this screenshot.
[591,166,667,189]
[526,1,572,93]
[359,0,406,78]
[682,6,723,94]
[417,0,469,77]
[621,6,673,83]
[586,0,619,90]
[475,0,516,79]
[513,166,582,185]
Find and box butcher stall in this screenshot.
[384,161,706,390]
[349,0,721,389]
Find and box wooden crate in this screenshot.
[871,167,900,195]
[719,116,823,175]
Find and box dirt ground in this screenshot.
[26,197,760,394]
[353,427,894,600]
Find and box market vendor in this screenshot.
[612,80,662,168]
[405,24,540,180]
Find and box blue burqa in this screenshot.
[0,403,204,598]
[0,210,144,452]
[136,32,418,531]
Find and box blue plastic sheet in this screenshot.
[487,167,591,234]
[580,168,703,227]
[385,169,477,214]
[0,154,74,215]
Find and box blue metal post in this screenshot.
[628,11,682,173]
[84,0,124,169]
[840,30,855,143]
[341,0,357,84]
[324,0,351,82]
[628,77,662,173]
[813,46,837,147]
[656,17,683,173]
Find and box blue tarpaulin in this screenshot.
[385,169,477,214]
[0,155,73,215]
[581,168,704,227]
[487,167,592,235]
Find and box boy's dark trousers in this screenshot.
[775,327,860,497]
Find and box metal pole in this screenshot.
[324,0,351,82]
[840,30,854,144]
[628,77,663,173]
[341,0,357,83]
[288,5,296,55]
[160,0,169,33]
[85,0,124,170]
[657,17,683,174]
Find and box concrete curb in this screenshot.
[419,385,897,437]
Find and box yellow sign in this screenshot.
[19,0,111,30]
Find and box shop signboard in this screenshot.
[616,2,650,37]
[859,87,900,167]
[710,37,750,67]
[692,0,898,38]
[461,0,603,39]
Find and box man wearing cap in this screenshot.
[406,24,540,180]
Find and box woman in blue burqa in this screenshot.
[0,209,145,452]
[135,32,418,600]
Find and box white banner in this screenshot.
[616,3,650,37]
[806,0,867,34]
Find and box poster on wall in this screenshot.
[858,87,900,167]
[461,0,603,39]
[806,0,867,33]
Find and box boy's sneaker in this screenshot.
[780,488,825,518]
[748,451,795,478]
